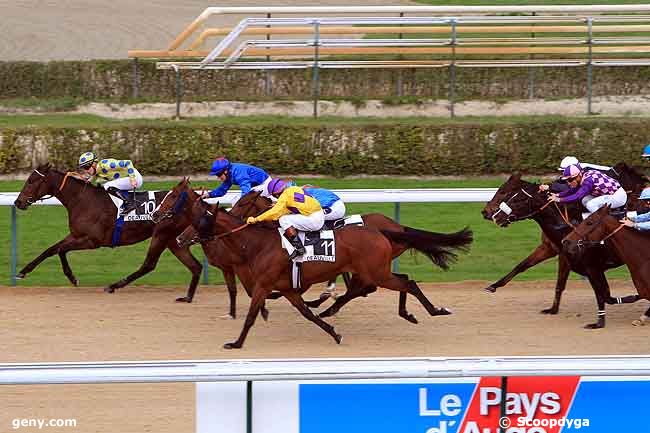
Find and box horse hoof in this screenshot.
[632,319,645,327]
[261,308,269,322]
[15,273,25,280]
[219,313,235,320]
[319,292,332,301]
[71,278,78,287]
[483,285,496,294]
[436,307,453,316]
[401,313,418,324]
[223,342,241,350]
[104,287,115,294]
[333,334,342,344]
[175,297,192,303]
[584,322,604,329]
[540,307,558,315]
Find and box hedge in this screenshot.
[3,60,650,101]
[2,119,650,175]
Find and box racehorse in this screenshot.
[179,187,474,323]
[481,163,647,314]
[13,163,202,301]
[562,205,650,325]
[157,179,473,349]
[486,175,639,328]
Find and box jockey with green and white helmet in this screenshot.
[77,151,143,215]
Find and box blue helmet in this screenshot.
[641,188,650,200]
[643,144,650,159]
[209,157,231,176]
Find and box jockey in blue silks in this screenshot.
[622,187,650,231]
[201,157,272,199]
[302,185,346,222]
[643,144,650,162]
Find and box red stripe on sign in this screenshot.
[459,376,580,433]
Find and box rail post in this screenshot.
[449,18,457,118]
[312,20,321,118]
[586,17,594,115]
[392,202,400,273]
[202,256,209,284]
[11,205,17,286]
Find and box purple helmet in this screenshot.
[561,164,582,180]
[267,178,287,196]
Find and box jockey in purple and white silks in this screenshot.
[201,157,272,199]
[549,164,627,215]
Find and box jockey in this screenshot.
[549,164,627,215]
[77,151,142,215]
[543,156,616,194]
[201,157,272,199]
[246,178,325,260]
[302,185,346,222]
[622,188,650,231]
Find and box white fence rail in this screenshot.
[1,356,649,385]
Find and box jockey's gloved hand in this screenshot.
[246,217,257,224]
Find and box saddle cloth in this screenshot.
[107,191,167,222]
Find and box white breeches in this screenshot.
[323,200,346,221]
[102,169,143,191]
[582,187,627,213]
[251,176,273,198]
[279,210,325,232]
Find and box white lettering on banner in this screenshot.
[461,424,547,433]
[418,389,461,417]
[480,388,561,418]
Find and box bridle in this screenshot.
[570,217,626,249]
[492,187,573,227]
[179,202,249,246]
[153,189,189,223]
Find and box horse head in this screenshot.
[14,163,57,210]
[484,174,547,227]
[561,206,620,261]
[151,177,197,224]
[613,161,649,192]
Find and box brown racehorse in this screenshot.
[481,163,647,314]
[487,175,640,328]
[562,205,650,325]
[180,187,474,323]
[157,179,473,349]
[13,163,202,301]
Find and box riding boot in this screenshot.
[284,226,306,260]
[106,187,136,215]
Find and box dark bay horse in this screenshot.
[562,206,650,325]
[487,175,639,328]
[157,180,473,349]
[180,187,473,323]
[482,163,647,314]
[13,164,202,301]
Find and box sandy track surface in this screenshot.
[1,0,417,61]
[0,280,647,432]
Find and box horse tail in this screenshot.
[380,226,473,270]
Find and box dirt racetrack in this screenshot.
[0,280,648,432]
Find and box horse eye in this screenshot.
[586,221,593,226]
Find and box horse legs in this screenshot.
[584,270,610,329]
[541,254,571,314]
[167,241,202,303]
[105,235,169,293]
[224,288,269,350]
[633,306,650,326]
[58,251,78,286]
[484,241,557,293]
[18,234,96,282]
[220,269,238,319]
[283,291,342,344]
[380,273,451,317]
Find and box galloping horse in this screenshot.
[157,179,473,349]
[13,163,202,300]
[487,175,639,328]
[562,206,650,325]
[179,186,474,323]
[481,163,647,314]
